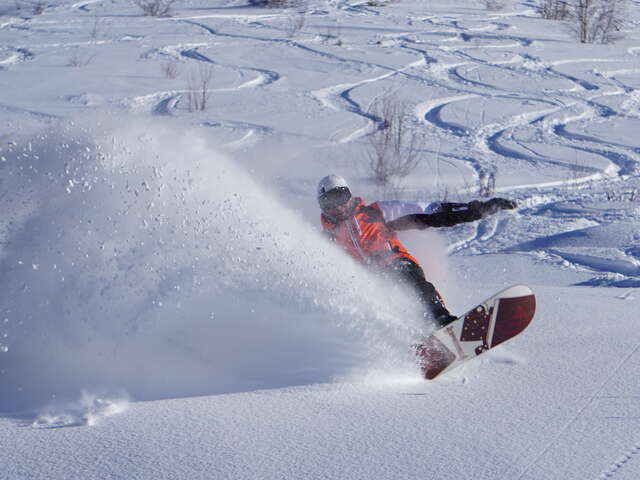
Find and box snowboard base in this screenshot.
[415,285,536,380]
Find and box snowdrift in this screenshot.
[0,116,428,412]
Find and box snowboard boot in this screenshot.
[429,299,457,329]
[434,312,457,329]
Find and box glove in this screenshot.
[482,197,517,216]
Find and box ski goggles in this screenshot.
[318,187,352,211]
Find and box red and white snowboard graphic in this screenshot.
[415,285,536,380]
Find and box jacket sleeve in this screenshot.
[386,198,517,231]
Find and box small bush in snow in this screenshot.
[571,0,625,44]
[133,0,176,17]
[33,1,46,14]
[606,189,637,202]
[68,48,95,67]
[284,12,306,38]
[481,0,506,11]
[321,25,343,46]
[366,94,424,185]
[478,168,496,198]
[186,64,213,112]
[539,0,571,20]
[14,0,47,15]
[257,0,307,8]
[89,16,106,41]
[540,1,624,44]
[161,59,180,79]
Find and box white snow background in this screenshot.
[1,0,639,479]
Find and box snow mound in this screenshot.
[67,93,107,106]
[33,391,130,428]
[0,115,426,413]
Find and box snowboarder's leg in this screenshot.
[389,259,456,328]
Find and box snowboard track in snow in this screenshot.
[516,343,640,479]
[599,442,640,480]
[163,8,640,201]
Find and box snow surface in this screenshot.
[1,0,639,478]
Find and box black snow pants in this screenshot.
[387,258,454,327]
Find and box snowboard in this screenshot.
[414,285,536,380]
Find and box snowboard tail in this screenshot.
[415,285,536,380]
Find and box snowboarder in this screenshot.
[317,174,517,327]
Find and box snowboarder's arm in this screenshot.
[386,198,517,230]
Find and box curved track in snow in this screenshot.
[410,39,640,190]
[132,44,282,117]
[2,0,639,298]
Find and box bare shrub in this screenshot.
[284,12,305,37]
[133,0,176,17]
[481,0,506,11]
[68,48,95,67]
[571,0,625,44]
[539,1,625,43]
[161,59,180,79]
[15,0,47,14]
[366,95,424,185]
[605,189,637,202]
[478,168,496,197]
[321,25,343,46]
[259,0,306,7]
[186,64,213,112]
[539,0,570,19]
[32,0,46,14]
[89,16,104,41]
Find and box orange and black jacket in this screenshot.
[320,198,490,268]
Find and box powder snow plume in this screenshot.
[0,115,425,412]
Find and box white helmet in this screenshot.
[317,174,352,210]
[317,174,349,197]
